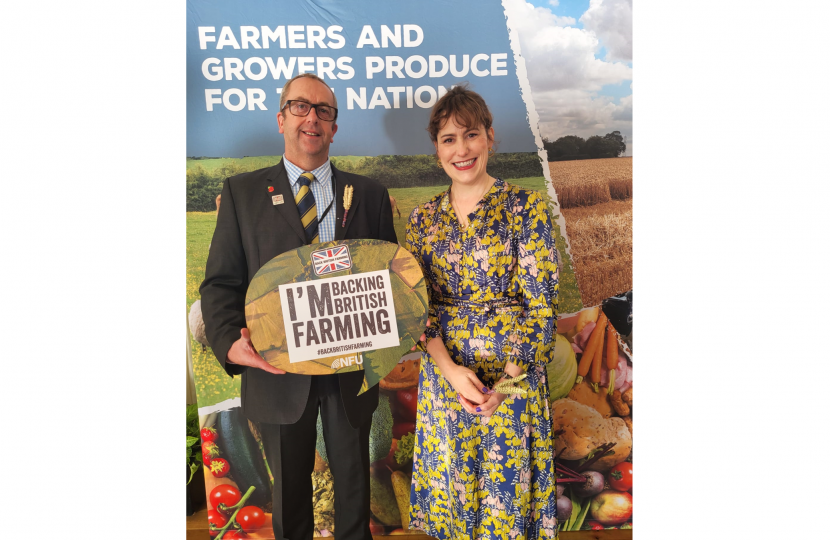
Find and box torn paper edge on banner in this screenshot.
[198,397,242,417]
[500,0,576,289]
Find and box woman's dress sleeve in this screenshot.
[405,206,443,349]
[503,192,560,371]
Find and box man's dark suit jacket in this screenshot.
[200,160,397,427]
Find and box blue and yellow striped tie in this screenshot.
[295,172,319,244]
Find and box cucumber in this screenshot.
[215,407,272,509]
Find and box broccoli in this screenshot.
[394,432,416,465]
[369,393,393,463]
[315,393,393,464]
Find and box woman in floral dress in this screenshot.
[406,85,560,540]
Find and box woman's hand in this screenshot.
[425,329,488,405]
[443,363,488,407]
[461,388,508,417]
[460,361,524,417]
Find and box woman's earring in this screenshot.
[489,147,495,157]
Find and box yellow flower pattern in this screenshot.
[406,178,560,540]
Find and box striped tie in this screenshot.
[295,172,319,244]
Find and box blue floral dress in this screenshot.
[406,178,560,540]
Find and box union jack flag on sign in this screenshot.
[312,245,353,276]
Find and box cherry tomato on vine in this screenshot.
[210,458,230,478]
[209,485,242,513]
[203,441,220,459]
[236,506,266,532]
[608,462,633,491]
[201,427,217,443]
[224,530,247,539]
[207,509,227,537]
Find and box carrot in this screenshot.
[606,324,619,369]
[591,322,605,383]
[577,312,607,378]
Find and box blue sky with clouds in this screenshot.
[527,0,591,28]
[504,0,633,154]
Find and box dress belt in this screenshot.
[435,295,523,315]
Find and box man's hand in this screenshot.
[227,329,286,375]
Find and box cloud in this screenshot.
[533,88,631,141]
[580,0,633,62]
[612,93,632,122]
[502,0,632,144]
[548,0,560,6]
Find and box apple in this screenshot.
[589,490,633,525]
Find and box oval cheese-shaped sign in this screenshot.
[245,239,428,393]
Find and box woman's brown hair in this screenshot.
[427,84,493,142]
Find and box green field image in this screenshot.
[187,158,582,408]
[186,155,365,173]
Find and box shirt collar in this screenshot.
[283,155,333,187]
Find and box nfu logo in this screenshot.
[330,353,363,369]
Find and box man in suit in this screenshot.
[200,72,397,540]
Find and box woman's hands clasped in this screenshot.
[424,326,522,418]
[445,364,509,418]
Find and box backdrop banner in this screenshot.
[187,0,633,536]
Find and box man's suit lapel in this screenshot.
[268,161,306,243]
[334,166,361,240]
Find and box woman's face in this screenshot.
[434,116,495,188]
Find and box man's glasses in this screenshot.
[282,100,338,122]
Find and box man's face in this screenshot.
[277,77,338,165]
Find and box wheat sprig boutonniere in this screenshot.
[341,184,354,227]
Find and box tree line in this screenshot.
[543,131,626,161]
[186,152,544,211]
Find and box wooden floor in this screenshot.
[187,504,632,540]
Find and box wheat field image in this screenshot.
[551,157,632,307]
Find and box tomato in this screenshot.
[607,462,633,492]
[393,422,416,440]
[210,458,230,478]
[201,427,217,443]
[369,518,384,535]
[378,439,402,470]
[209,485,242,513]
[203,453,213,467]
[207,509,227,537]
[224,530,246,539]
[396,388,418,421]
[586,520,604,530]
[203,441,220,459]
[236,506,266,532]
